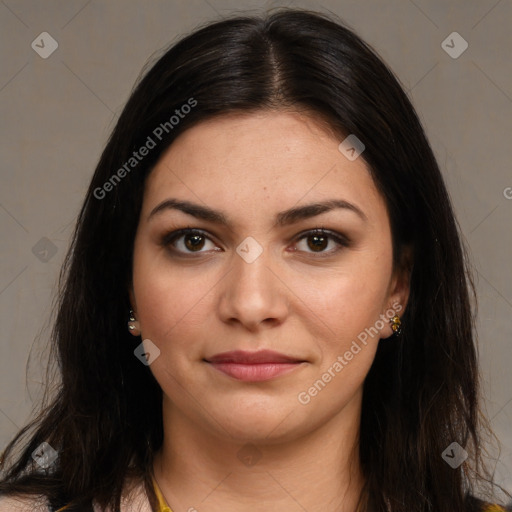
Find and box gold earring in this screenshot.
[128,309,140,335]
[390,315,402,336]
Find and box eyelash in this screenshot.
[161,227,350,258]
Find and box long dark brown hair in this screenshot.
[0,8,508,512]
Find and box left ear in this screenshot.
[380,245,413,339]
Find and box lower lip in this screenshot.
[207,362,303,381]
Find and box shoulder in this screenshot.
[0,494,50,511]
[0,476,150,512]
[91,476,151,512]
[468,496,512,512]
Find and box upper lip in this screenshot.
[206,350,304,364]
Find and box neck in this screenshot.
[153,392,365,512]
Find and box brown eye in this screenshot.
[294,229,349,255]
[307,234,329,252]
[163,229,218,255]
[183,233,206,251]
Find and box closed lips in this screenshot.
[205,350,305,364]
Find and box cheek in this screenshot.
[293,263,390,413]
[298,256,392,347]
[131,258,212,392]
[131,245,214,345]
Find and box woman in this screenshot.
[0,8,510,512]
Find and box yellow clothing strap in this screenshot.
[55,479,172,512]
[152,476,173,512]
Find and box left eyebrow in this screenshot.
[148,198,368,226]
[275,199,367,225]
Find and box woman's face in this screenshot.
[130,111,408,443]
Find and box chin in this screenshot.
[209,404,310,444]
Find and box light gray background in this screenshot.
[1,0,511,492]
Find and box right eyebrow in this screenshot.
[148,199,228,224]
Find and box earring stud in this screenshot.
[128,309,140,334]
[390,315,402,336]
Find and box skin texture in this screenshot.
[129,111,410,512]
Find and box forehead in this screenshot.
[141,111,387,226]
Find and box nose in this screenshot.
[217,244,289,331]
